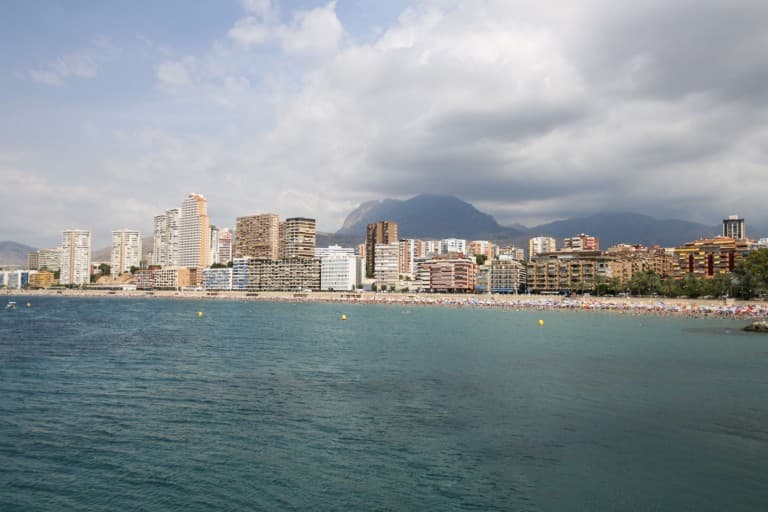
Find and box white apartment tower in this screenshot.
[60,229,91,285]
[111,229,142,278]
[374,243,399,289]
[153,208,180,266]
[178,193,211,268]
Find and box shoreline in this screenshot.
[4,288,768,320]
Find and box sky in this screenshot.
[2,0,767,249]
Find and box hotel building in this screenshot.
[673,237,751,278]
[60,229,91,286]
[111,229,142,278]
[321,253,361,291]
[490,260,527,293]
[527,251,612,293]
[722,215,745,240]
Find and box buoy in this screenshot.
[538,319,544,326]
[197,311,204,318]
[26,302,31,308]
[341,314,347,321]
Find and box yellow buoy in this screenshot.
[538,319,544,326]
[341,314,347,321]
[26,302,31,308]
[197,311,204,318]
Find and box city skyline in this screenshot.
[2,1,768,247]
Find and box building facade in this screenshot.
[245,258,321,292]
[426,258,477,293]
[490,260,527,293]
[202,267,233,291]
[673,237,752,278]
[111,229,142,278]
[60,229,91,286]
[282,217,316,259]
[527,251,611,293]
[321,254,361,291]
[152,208,180,266]
[374,243,399,289]
[365,221,398,276]
[528,237,557,260]
[178,193,210,268]
[563,233,600,252]
[722,215,745,240]
[217,227,233,264]
[235,213,280,259]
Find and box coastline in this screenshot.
[4,288,768,320]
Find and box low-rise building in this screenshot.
[321,254,361,291]
[528,251,612,293]
[673,237,752,278]
[245,258,321,292]
[29,271,54,289]
[202,267,233,291]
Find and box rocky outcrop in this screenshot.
[743,320,768,332]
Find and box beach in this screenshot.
[5,288,768,320]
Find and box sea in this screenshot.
[1,296,767,511]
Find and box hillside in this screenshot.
[0,241,36,267]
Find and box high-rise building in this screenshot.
[722,215,745,240]
[498,245,525,261]
[110,229,142,278]
[235,213,280,259]
[365,221,398,276]
[374,243,399,288]
[398,239,417,276]
[528,236,557,260]
[217,227,233,264]
[27,251,39,270]
[178,193,210,268]
[282,217,316,259]
[153,208,180,266]
[60,229,91,285]
[209,225,220,265]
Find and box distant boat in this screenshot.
[6,301,17,310]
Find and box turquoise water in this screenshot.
[1,297,767,511]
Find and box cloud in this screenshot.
[228,1,342,55]
[155,56,197,89]
[29,53,99,86]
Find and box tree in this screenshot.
[371,283,378,292]
[130,266,140,274]
[734,249,768,299]
[227,261,234,268]
[210,263,228,269]
[475,254,488,266]
[98,263,111,276]
[389,285,396,292]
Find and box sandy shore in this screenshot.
[4,288,768,320]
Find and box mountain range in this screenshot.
[332,194,721,248]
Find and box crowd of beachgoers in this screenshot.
[6,288,768,320]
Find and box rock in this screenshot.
[743,320,768,332]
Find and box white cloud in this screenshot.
[29,52,99,86]
[155,56,197,89]
[228,1,342,55]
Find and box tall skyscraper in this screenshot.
[209,225,220,265]
[365,221,398,276]
[153,208,180,266]
[722,215,745,240]
[282,217,316,259]
[60,229,91,285]
[234,213,280,259]
[528,236,557,260]
[111,229,142,278]
[178,193,210,268]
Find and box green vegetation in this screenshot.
[210,263,228,269]
[475,254,488,265]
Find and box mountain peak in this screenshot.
[336,194,513,238]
